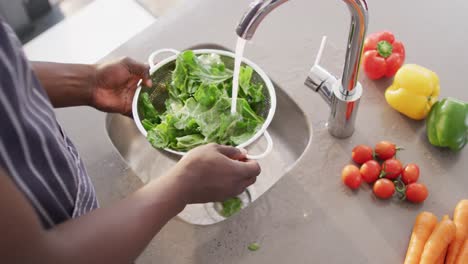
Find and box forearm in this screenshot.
[46,173,186,263]
[1,143,259,263]
[1,170,186,263]
[31,62,96,108]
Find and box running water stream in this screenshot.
[230,37,247,114]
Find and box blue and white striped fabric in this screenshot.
[0,20,98,228]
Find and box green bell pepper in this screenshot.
[426,98,468,151]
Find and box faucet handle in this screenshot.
[314,35,328,66]
[305,36,337,105]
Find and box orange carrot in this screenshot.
[437,244,449,264]
[446,200,468,264]
[420,217,457,264]
[436,215,451,264]
[455,239,468,264]
[404,212,438,264]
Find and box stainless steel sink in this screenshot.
[105,44,311,225]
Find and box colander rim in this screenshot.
[132,49,277,156]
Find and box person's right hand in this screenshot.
[168,143,261,204]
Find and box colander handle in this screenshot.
[244,130,273,160]
[148,48,180,68]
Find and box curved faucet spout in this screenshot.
[236,0,288,41]
[342,0,368,95]
[236,0,369,138]
[236,0,368,95]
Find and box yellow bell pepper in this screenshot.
[385,64,440,120]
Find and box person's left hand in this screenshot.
[92,57,152,115]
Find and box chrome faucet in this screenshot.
[236,0,369,138]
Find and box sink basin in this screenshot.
[105,44,311,225]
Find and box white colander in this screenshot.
[132,48,276,159]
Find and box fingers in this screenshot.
[241,176,257,189]
[236,159,261,179]
[233,175,257,196]
[121,57,152,87]
[209,144,261,178]
[213,144,247,161]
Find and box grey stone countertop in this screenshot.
[55,0,467,263]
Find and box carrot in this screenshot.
[446,200,468,264]
[436,215,451,264]
[455,239,468,264]
[420,216,457,264]
[404,211,438,264]
[437,244,449,264]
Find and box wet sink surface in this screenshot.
[106,45,311,224]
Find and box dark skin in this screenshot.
[0,58,261,263]
[32,58,153,114]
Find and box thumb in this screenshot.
[215,145,247,161]
[121,57,152,87]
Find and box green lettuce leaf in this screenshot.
[220,197,242,217]
[139,92,161,131]
[239,66,265,111]
[176,134,206,150]
[141,119,156,131]
[194,83,222,108]
[143,50,266,151]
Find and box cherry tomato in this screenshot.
[373,178,395,199]
[402,163,420,185]
[375,141,397,160]
[406,183,428,203]
[352,145,374,164]
[341,165,362,190]
[381,159,403,180]
[360,160,381,183]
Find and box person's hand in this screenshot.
[168,144,261,204]
[92,57,152,115]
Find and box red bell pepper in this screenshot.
[362,31,405,80]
